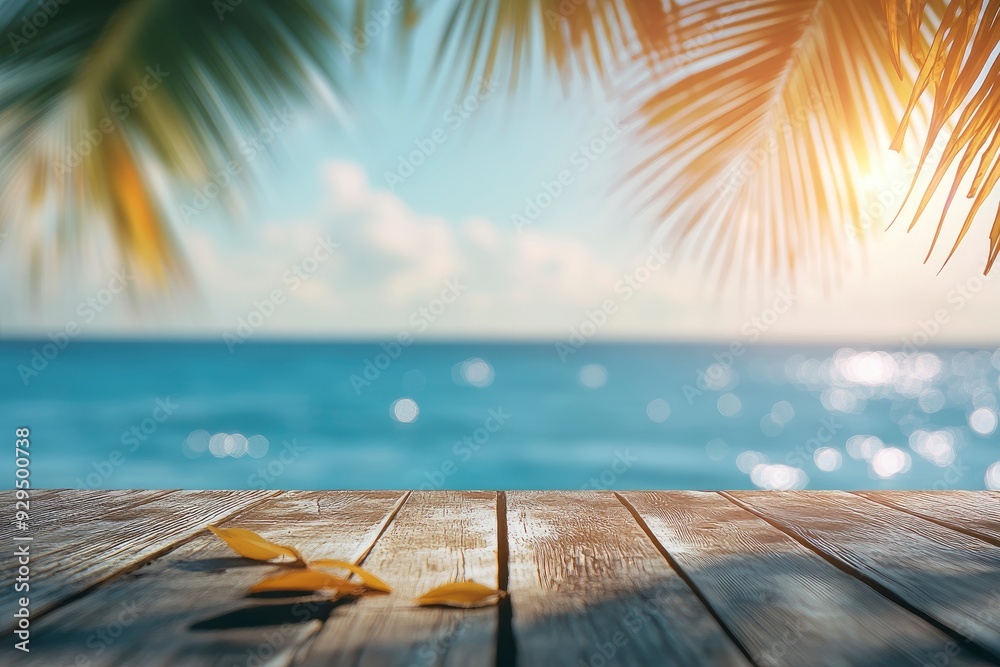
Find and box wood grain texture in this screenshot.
[622,491,995,667]
[729,491,1000,660]
[298,491,500,667]
[0,489,274,631]
[5,490,407,667]
[505,491,750,666]
[0,489,171,545]
[855,491,1000,545]
[8,490,1000,666]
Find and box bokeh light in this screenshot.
[223,433,248,457]
[846,435,884,461]
[918,389,945,413]
[196,431,269,458]
[970,407,998,436]
[209,433,228,457]
[460,358,495,388]
[717,393,742,417]
[737,450,767,474]
[871,447,911,478]
[814,447,842,472]
[646,398,671,423]
[247,435,269,458]
[579,364,608,389]
[821,388,862,414]
[185,429,210,454]
[909,429,955,467]
[391,397,420,423]
[750,463,808,490]
[986,462,1000,490]
[770,400,795,425]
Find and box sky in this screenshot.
[2,5,999,345]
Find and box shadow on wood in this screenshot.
[190,598,346,631]
[173,557,267,573]
[504,565,1000,667]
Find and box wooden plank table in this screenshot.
[2,490,999,666]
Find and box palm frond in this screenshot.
[885,0,1000,272]
[0,0,353,286]
[414,0,680,91]
[624,0,947,286]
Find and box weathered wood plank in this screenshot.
[855,491,1000,545]
[622,491,995,667]
[0,489,274,632]
[505,491,750,666]
[0,489,171,545]
[8,490,1000,666]
[298,491,499,667]
[728,491,1000,661]
[6,491,407,667]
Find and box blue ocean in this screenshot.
[1,341,997,491]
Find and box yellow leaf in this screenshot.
[250,568,366,596]
[206,525,304,565]
[309,559,393,593]
[106,132,172,285]
[413,581,505,608]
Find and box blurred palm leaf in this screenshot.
[4,0,999,288]
[623,0,946,285]
[884,0,1000,272]
[362,0,1000,280]
[0,0,352,287]
[416,0,679,90]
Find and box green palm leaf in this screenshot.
[4,0,999,288]
[0,0,352,286]
[418,0,679,90]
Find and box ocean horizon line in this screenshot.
[1,335,997,348]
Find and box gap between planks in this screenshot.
[294,491,500,666]
[719,491,1000,665]
[352,490,517,667]
[14,491,412,667]
[850,491,1000,549]
[352,490,413,566]
[495,491,516,667]
[287,491,414,666]
[613,492,757,666]
[499,492,752,667]
[21,491,999,666]
[16,490,282,634]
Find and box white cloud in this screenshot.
[3,157,999,344]
[168,159,640,338]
